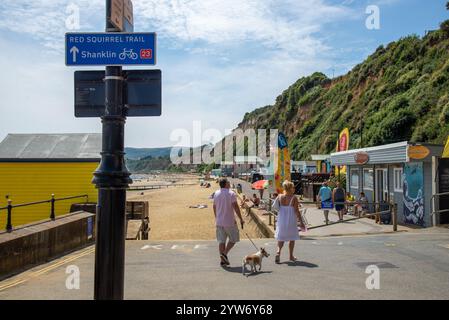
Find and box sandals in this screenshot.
[275,254,280,264]
[220,253,230,265]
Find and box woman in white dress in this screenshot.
[274,181,305,263]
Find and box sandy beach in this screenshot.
[130,173,199,187]
[127,178,263,240]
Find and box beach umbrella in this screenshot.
[252,180,269,190]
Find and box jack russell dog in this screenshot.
[242,248,270,275]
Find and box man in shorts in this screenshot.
[213,178,244,267]
[318,180,333,225]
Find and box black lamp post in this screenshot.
[92,0,132,300]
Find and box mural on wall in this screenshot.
[403,162,425,227]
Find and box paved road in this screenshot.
[1,231,449,300]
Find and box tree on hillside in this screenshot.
[440,3,449,36]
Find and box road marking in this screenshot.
[141,245,163,250]
[193,244,208,250]
[142,244,212,250]
[312,242,319,245]
[171,245,187,250]
[384,243,396,247]
[337,242,343,246]
[0,246,94,292]
[437,244,449,249]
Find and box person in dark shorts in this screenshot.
[333,181,346,222]
[318,181,333,225]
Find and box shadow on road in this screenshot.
[281,261,319,268]
[221,266,273,276]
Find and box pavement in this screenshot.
[230,178,415,238]
[1,178,447,300]
[1,231,449,300]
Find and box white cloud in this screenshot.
[0,0,357,147]
[135,0,352,58]
[0,0,104,53]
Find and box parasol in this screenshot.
[251,179,269,190]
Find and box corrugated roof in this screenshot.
[330,141,408,166]
[311,154,330,161]
[0,134,101,161]
[330,141,443,166]
[291,161,316,166]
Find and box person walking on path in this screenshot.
[318,181,333,225]
[333,181,346,222]
[213,178,245,267]
[273,181,306,264]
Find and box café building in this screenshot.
[330,141,447,227]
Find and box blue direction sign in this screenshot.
[65,32,156,66]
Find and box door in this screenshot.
[438,158,449,224]
[376,169,388,203]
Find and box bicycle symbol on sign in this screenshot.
[119,48,138,60]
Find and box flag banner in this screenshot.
[336,128,350,175]
[274,133,291,194]
[443,136,449,158]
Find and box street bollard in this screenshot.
[393,203,398,232]
[6,199,12,232]
[50,194,56,221]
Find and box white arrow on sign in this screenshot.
[70,46,79,62]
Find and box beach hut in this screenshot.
[0,133,101,228]
[311,154,331,173]
[291,161,317,174]
[331,141,447,227]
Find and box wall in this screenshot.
[348,165,375,212]
[402,162,426,227]
[348,161,435,227]
[0,212,95,280]
[0,162,98,228]
[389,164,405,224]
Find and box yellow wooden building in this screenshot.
[0,133,100,229]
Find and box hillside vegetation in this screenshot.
[125,147,172,160]
[236,21,449,160]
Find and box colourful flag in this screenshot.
[336,128,350,175]
[274,132,291,194]
[443,136,449,158]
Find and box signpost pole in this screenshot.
[93,0,131,300]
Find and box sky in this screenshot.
[0,0,447,148]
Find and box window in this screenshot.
[394,167,403,192]
[350,169,359,188]
[363,168,374,190]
